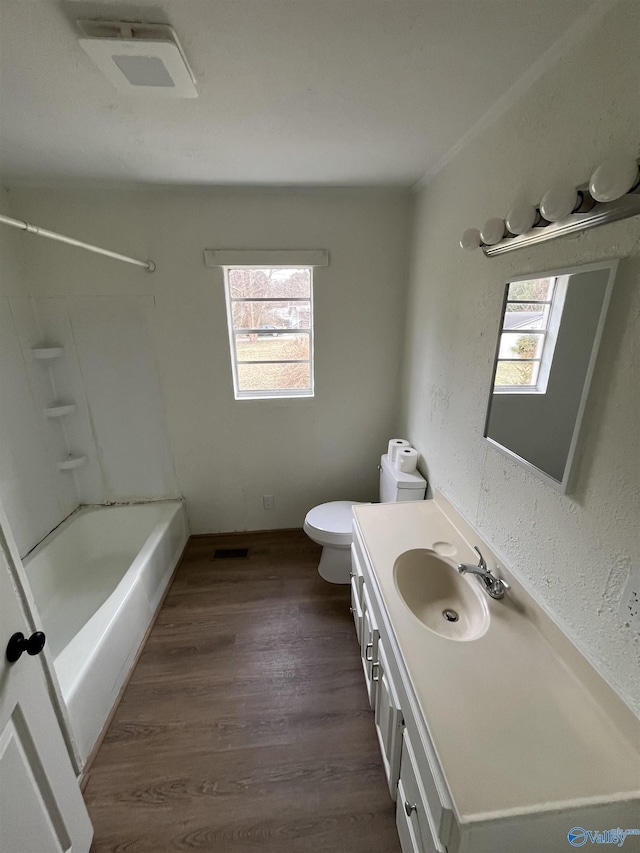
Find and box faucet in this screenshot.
[458,546,511,600]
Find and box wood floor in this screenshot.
[84,530,400,852]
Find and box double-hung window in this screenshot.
[223,266,314,400]
[494,275,567,394]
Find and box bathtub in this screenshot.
[23,500,189,764]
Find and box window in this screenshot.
[223,267,314,399]
[493,276,567,394]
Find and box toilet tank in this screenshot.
[379,453,426,502]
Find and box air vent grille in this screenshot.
[212,548,250,561]
[76,19,197,98]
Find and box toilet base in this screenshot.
[317,544,352,584]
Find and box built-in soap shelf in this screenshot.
[32,346,64,360]
[46,403,77,419]
[31,346,84,473]
[58,455,87,472]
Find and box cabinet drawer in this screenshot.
[400,731,446,853]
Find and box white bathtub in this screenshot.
[23,501,189,764]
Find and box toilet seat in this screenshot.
[303,501,365,547]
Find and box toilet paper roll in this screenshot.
[387,438,410,464]
[396,447,418,473]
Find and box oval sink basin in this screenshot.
[393,549,490,641]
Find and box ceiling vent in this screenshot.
[77,20,197,98]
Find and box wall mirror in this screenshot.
[484,259,619,493]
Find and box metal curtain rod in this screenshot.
[0,213,156,272]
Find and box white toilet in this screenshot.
[303,452,427,583]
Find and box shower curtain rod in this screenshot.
[0,213,156,272]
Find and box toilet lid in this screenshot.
[304,501,366,546]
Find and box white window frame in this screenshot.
[223,265,315,401]
[493,275,568,395]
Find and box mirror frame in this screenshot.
[483,259,619,493]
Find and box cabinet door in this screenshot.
[350,544,364,604]
[396,780,423,853]
[361,585,379,709]
[399,730,446,853]
[350,576,363,647]
[374,638,403,799]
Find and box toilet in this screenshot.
[303,452,427,583]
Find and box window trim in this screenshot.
[493,275,567,395]
[223,265,315,401]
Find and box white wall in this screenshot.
[0,192,76,553]
[5,187,412,534]
[401,0,639,713]
[0,191,179,555]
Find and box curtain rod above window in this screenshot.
[0,213,156,272]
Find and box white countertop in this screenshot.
[353,498,639,824]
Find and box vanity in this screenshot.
[350,493,639,853]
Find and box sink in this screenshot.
[393,549,490,641]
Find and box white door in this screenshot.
[0,518,93,853]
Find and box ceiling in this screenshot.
[0,0,598,187]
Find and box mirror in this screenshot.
[484,259,618,492]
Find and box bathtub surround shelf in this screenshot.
[58,455,87,471]
[32,346,64,360]
[351,494,639,853]
[46,403,77,418]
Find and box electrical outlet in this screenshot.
[263,494,274,510]
[619,567,640,631]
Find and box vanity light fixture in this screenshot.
[460,227,482,251]
[539,184,579,222]
[589,155,640,202]
[480,218,508,246]
[460,154,640,256]
[505,202,539,235]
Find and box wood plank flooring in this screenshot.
[84,530,400,852]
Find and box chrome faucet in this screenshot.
[458,546,511,600]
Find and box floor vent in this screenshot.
[212,547,250,560]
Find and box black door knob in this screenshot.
[6,631,46,663]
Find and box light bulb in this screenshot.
[539,185,578,222]
[589,156,639,202]
[505,202,537,235]
[460,228,481,251]
[480,218,506,246]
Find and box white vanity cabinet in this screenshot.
[354,542,405,799]
[351,497,640,853]
[352,524,453,851]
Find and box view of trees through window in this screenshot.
[494,277,556,390]
[225,267,313,397]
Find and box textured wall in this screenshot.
[7,187,412,534]
[400,1,639,713]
